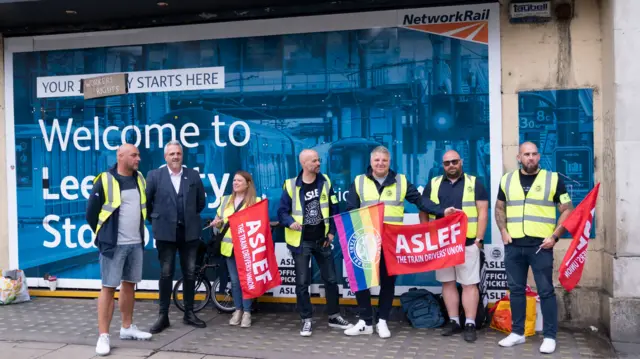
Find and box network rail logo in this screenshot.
[400,8,491,44]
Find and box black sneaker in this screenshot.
[441,320,463,336]
[328,316,353,330]
[463,323,477,342]
[300,319,312,337]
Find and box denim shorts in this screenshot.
[99,244,144,288]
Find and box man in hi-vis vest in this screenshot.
[86,144,152,356]
[344,146,456,338]
[419,150,489,343]
[495,142,573,354]
[277,149,354,337]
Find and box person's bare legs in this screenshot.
[461,284,479,322]
[98,286,117,334]
[119,281,135,329]
[442,281,460,319]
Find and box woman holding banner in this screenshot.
[210,171,261,328]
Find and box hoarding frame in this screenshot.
[3,2,503,291]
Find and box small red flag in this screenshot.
[558,183,600,292]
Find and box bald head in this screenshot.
[442,150,463,179]
[117,143,137,157]
[442,150,461,162]
[117,143,140,175]
[517,141,540,174]
[299,149,320,176]
[519,141,539,155]
[299,149,318,165]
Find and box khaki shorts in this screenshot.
[435,243,480,286]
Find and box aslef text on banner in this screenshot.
[228,199,282,299]
[382,211,468,276]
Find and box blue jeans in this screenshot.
[226,254,253,312]
[504,244,557,339]
[293,240,340,320]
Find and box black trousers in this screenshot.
[354,250,396,325]
[292,239,340,320]
[156,226,199,314]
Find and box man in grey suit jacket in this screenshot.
[146,140,207,333]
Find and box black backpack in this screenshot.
[400,288,446,329]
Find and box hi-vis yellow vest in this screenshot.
[501,169,558,238]
[94,171,147,235]
[216,195,262,257]
[284,175,337,248]
[429,174,478,237]
[354,174,407,224]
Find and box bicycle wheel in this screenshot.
[210,277,235,313]
[172,276,212,313]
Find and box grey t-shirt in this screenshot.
[374,175,387,186]
[114,174,142,246]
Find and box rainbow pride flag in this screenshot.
[335,203,385,293]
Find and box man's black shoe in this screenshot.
[463,323,477,342]
[441,320,463,336]
[183,311,206,328]
[150,314,170,334]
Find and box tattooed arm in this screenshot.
[494,199,512,244]
[556,200,574,227]
[495,199,507,231]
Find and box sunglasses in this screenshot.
[443,159,461,167]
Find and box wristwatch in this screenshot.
[475,238,483,243]
[552,234,559,242]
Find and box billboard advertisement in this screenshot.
[518,88,595,237]
[5,3,503,298]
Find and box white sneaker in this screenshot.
[300,319,313,337]
[540,338,557,354]
[120,324,152,340]
[230,310,243,326]
[344,320,373,336]
[498,333,526,347]
[96,334,110,356]
[241,312,252,328]
[376,319,391,339]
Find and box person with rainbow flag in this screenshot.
[277,149,354,337]
[343,146,457,338]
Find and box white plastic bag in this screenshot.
[0,269,31,305]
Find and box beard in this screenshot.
[446,169,461,179]
[522,163,539,174]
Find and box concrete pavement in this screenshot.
[0,297,621,359]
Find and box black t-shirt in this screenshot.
[497,171,570,246]
[302,178,325,241]
[422,174,489,244]
[113,173,138,190]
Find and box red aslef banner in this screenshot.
[382,211,468,276]
[558,183,600,292]
[228,199,282,299]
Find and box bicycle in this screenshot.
[172,238,235,314]
[172,221,282,314]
